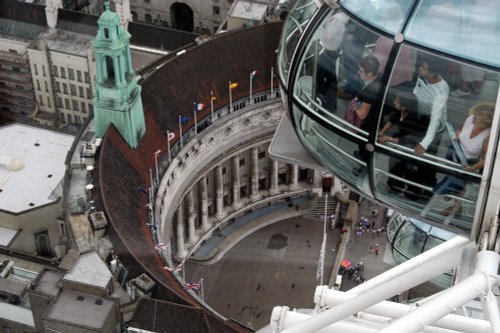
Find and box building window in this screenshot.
[60,67,66,78]
[86,87,92,99]
[144,0,151,3]
[56,97,63,107]
[89,104,93,112]
[145,13,152,23]
[58,112,64,121]
[81,102,87,113]
[258,151,266,159]
[72,100,79,111]
[79,86,84,97]
[39,95,43,106]
[33,64,38,75]
[51,65,58,77]
[70,84,76,96]
[104,28,109,38]
[213,6,220,15]
[55,82,61,93]
[36,80,40,91]
[44,81,49,93]
[77,70,82,82]
[68,68,75,80]
[47,97,51,108]
[13,67,20,72]
[63,83,68,94]
[84,72,90,83]
[131,11,138,21]
[42,65,46,76]
[65,98,70,109]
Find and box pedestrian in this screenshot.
[377,228,381,236]
[371,229,376,237]
[369,245,373,253]
[355,275,361,284]
[371,220,375,229]
[374,244,379,255]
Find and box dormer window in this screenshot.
[104,28,109,39]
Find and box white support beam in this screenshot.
[281,236,472,333]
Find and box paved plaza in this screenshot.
[184,196,394,330]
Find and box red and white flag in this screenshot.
[167,132,175,142]
[154,149,161,155]
[155,243,168,251]
[164,264,182,272]
[184,282,201,290]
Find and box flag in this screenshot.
[230,82,239,90]
[164,264,182,272]
[250,69,258,77]
[167,131,175,142]
[184,282,201,290]
[180,115,190,124]
[194,103,206,111]
[155,243,169,251]
[154,149,161,155]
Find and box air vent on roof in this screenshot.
[34,143,40,147]
[29,203,35,207]
[76,295,85,301]
[0,189,3,193]
[95,299,103,305]
[47,174,53,178]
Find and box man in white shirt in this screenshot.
[413,55,449,155]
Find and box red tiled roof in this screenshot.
[98,22,283,332]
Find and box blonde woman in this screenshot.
[434,102,494,216]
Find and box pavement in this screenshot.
[183,194,395,330]
[339,197,395,291]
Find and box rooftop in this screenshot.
[45,290,115,329]
[0,124,74,214]
[35,270,63,297]
[229,0,269,20]
[33,29,93,56]
[62,251,112,289]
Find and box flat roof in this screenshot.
[0,302,34,327]
[0,227,18,246]
[62,252,112,289]
[35,270,63,297]
[0,124,74,213]
[229,0,269,20]
[45,290,115,329]
[34,29,93,56]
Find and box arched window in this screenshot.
[35,230,51,257]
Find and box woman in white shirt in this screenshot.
[434,102,494,216]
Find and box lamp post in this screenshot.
[250,70,258,105]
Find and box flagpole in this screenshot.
[210,90,214,122]
[166,130,171,163]
[178,115,183,148]
[249,73,253,105]
[321,194,328,285]
[229,81,233,113]
[193,103,198,135]
[154,150,160,187]
[200,278,205,303]
[271,66,274,97]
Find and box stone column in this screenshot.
[290,164,299,190]
[232,155,241,208]
[250,147,259,200]
[199,176,210,231]
[186,190,196,244]
[270,159,279,194]
[175,203,187,259]
[312,168,323,196]
[215,166,224,219]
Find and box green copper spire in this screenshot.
[91,2,145,148]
